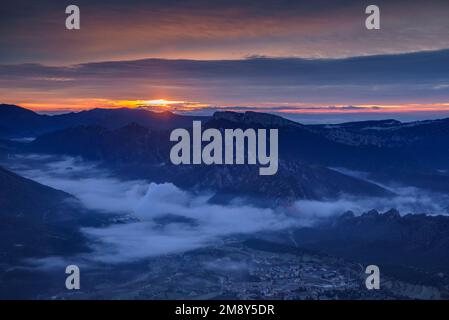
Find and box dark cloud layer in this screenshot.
[1,50,449,108]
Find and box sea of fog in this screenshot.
[3,154,449,267]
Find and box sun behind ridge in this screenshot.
[144,99,185,106]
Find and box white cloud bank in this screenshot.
[5,155,449,264]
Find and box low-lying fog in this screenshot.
[4,154,449,266]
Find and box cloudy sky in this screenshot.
[1,0,449,121]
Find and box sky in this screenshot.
[1,0,449,122]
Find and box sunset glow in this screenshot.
[15,99,449,118]
[144,99,185,106]
[1,0,449,122]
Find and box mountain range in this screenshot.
[2,103,449,298]
[2,103,447,197]
[19,109,394,202]
[0,104,205,138]
[2,103,449,199]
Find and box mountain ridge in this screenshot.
[25,122,393,202]
[0,104,208,138]
[4,104,449,194]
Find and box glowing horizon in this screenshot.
[10,99,449,116]
[2,1,449,123]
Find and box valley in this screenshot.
[1,104,449,300]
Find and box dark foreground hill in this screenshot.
[0,166,89,264]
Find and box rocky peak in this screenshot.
[212,111,301,128]
[384,208,401,219]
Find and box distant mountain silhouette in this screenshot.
[311,117,449,192]
[311,117,449,167]
[0,104,49,137]
[0,104,206,138]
